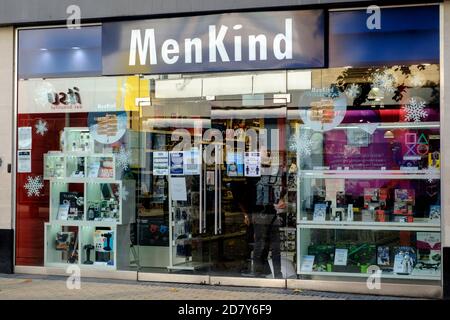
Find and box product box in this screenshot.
[393,215,414,223]
[375,210,387,222]
[55,231,75,251]
[416,232,441,265]
[429,205,441,222]
[362,210,374,222]
[393,246,417,275]
[364,188,379,203]
[394,189,415,204]
[377,246,390,266]
[313,203,327,222]
[59,192,84,220]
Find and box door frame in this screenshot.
[136,96,290,285]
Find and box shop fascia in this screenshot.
[129,18,293,66]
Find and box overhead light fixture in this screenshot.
[384,130,395,139]
[71,46,81,50]
[39,48,48,51]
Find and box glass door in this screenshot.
[135,95,291,280]
[206,98,290,279]
[136,97,213,274]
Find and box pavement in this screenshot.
[0,273,407,300]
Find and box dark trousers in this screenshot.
[253,216,282,278]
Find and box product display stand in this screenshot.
[295,124,442,282]
[43,127,130,270]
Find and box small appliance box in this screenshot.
[394,189,415,204]
[59,192,84,220]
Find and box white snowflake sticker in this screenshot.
[116,186,129,201]
[345,84,361,100]
[371,71,396,94]
[424,166,440,183]
[403,98,428,122]
[116,146,131,171]
[24,176,44,197]
[297,131,313,157]
[35,119,48,136]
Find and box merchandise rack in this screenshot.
[295,125,442,282]
[43,127,129,270]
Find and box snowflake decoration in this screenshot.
[372,71,396,94]
[424,166,440,183]
[288,134,298,152]
[403,98,428,122]
[345,84,361,100]
[24,176,44,197]
[325,85,341,99]
[35,119,48,136]
[297,131,313,157]
[116,186,129,201]
[33,82,55,107]
[410,74,424,87]
[116,146,131,171]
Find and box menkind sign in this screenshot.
[102,10,324,75]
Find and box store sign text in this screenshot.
[102,10,324,75]
[48,87,83,110]
[129,19,292,66]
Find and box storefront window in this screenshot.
[294,65,441,280]
[15,4,441,285]
[16,75,141,269]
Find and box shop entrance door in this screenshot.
[136,95,290,283]
[204,98,289,280]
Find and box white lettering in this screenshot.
[129,29,158,66]
[366,5,381,30]
[161,39,179,64]
[249,34,267,61]
[233,24,243,62]
[209,25,230,62]
[273,18,293,60]
[185,38,202,63]
[129,18,296,66]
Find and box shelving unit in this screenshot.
[299,170,440,180]
[295,121,442,282]
[298,220,441,232]
[43,127,132,270]
[298,271,440,281]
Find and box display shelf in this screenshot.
[86,154,116,179]
[47,220,119,227]
[301,121,440,130]
[63,127,94,154]
[49,180,123,224]
[49,177,119,184]
[299,170,440,180]
[298,271,440,281]
[80,225,116,268]
[44,223,80,266]
[86,181,122,224]
[43,127,135,271]
[44,222,127,270]
[43,152,66,179]
[50,181,85,222]
[298,220,441,232]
